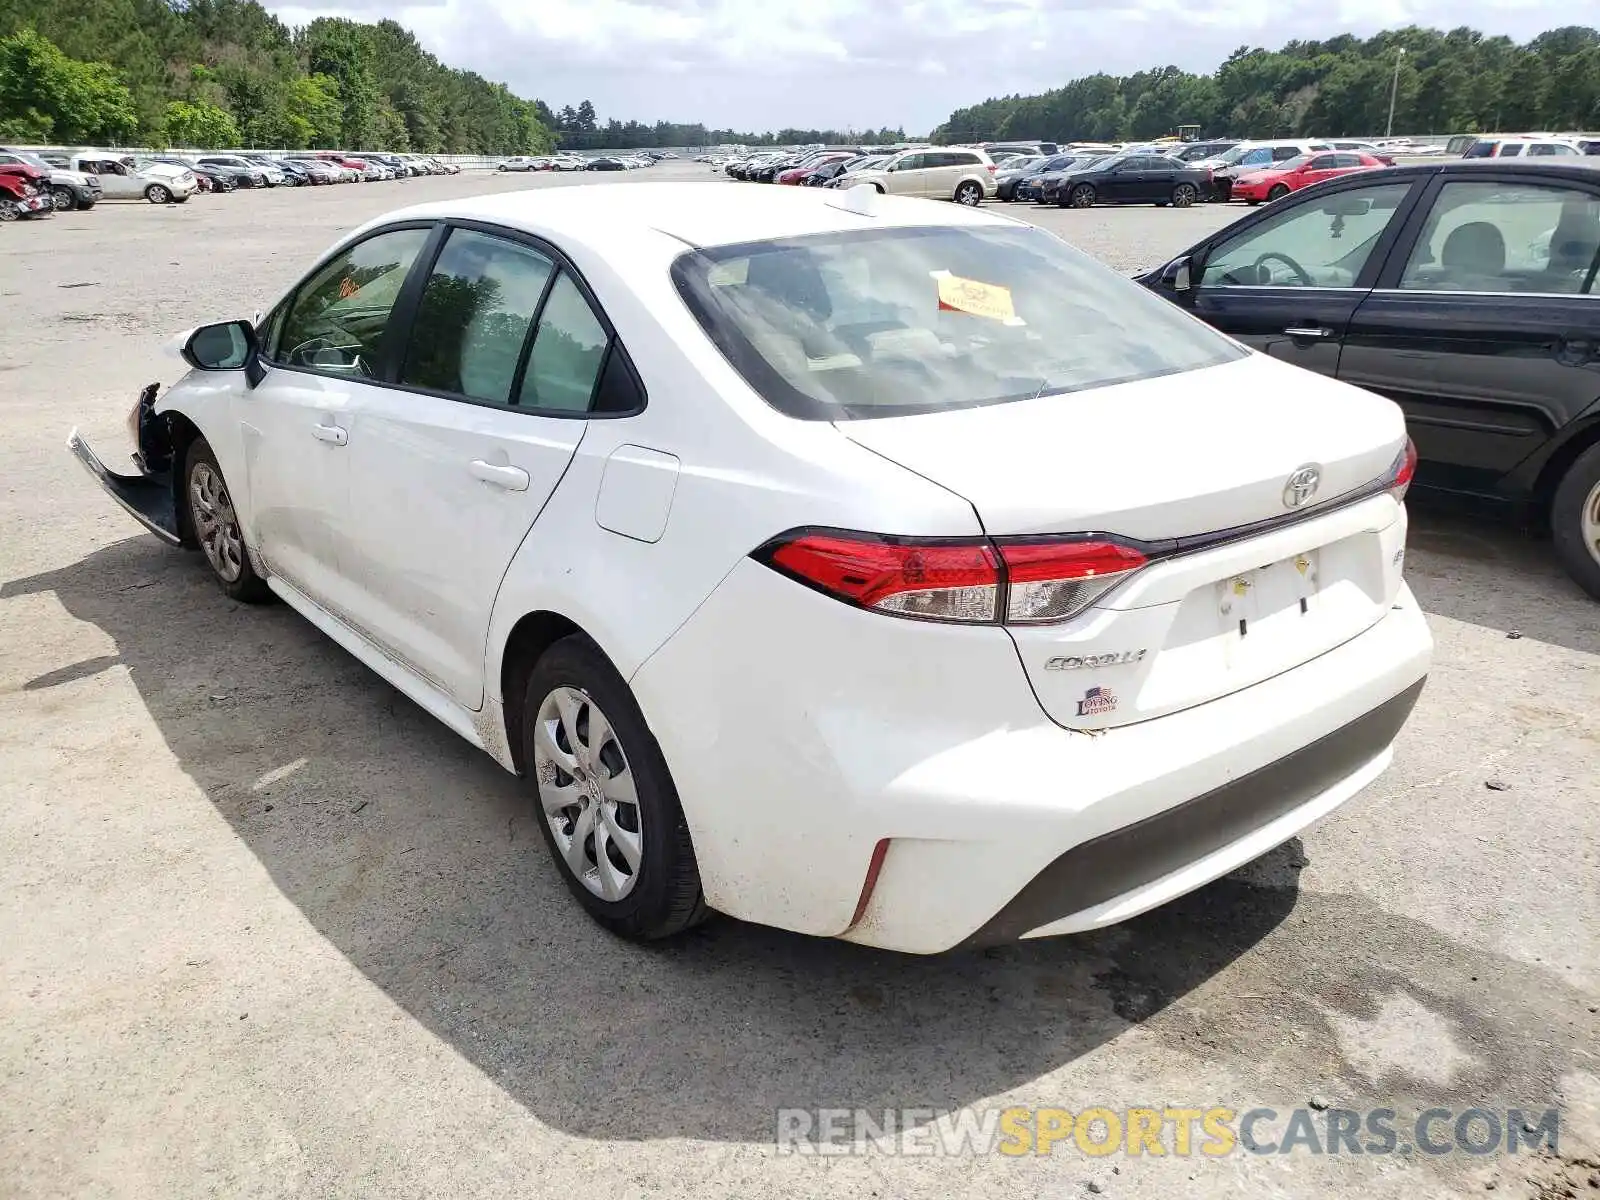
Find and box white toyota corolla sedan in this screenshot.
[69,182,1432,953]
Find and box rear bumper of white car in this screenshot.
[631,558,1432,954]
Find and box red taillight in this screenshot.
[999,541,1148,623]
[768,533,1001,622]
[1389,437,1418,502]
[986,163,997,172]
[759,530,1147,624]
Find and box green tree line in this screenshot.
[934,25,1600,144]
[0,0,553,152]
[544,100,908,150]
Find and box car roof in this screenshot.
[377,181,1020,251]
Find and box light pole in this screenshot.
[1386,47,1405,138]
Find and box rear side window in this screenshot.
[274,227,431,378]
[400,228,555,404]
[672,225,1243,421]
[517,272,611,412]
[1272,147,1301,161]
[1499,144,1524,158]
[1334,153,1364,168]
[1528,143,1575,157]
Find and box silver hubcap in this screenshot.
[1073,188,1092,207]
[52,190,70,210]
[151,187,167,203]
[958,185,979,205]
[189,462,244,582]
[1582,479,1600,567]
[533,686,642,901]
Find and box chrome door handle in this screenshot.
[1283,326,1333,339]
[469,460,530,492]
[311,423,348,445]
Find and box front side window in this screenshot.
[1200,181,1414,288]
[274,227,431,378]
[400,229,555,404]
[1499,144,1524,158]
[1240,149,1272,166]
[673,224,1243,421]
[1307,155,1337,171]
[1398,181,1600,295]
[895,154,927,172]
[516,272,611,412]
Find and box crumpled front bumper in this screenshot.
[67,392,181,546]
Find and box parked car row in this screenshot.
[724,146,1002,205]
[0,148,460,221]
[500,152,676,172]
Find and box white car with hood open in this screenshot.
[68,182,1431,953]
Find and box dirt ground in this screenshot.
[1,163,1597,1199]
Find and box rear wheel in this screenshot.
[1069,183,1096,208]
[1267,183,1291,202]
[184,438,271,603]
[523,635,707,941]
[1551,442,1600,601]
[51,186,76,211]
[145,184,171,204]
[954,180,983,206]
[1245,199,1261,207]
[1172,183,1198,208]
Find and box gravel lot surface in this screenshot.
[2,162,1597,1200]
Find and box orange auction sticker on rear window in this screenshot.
[932,270,1019,323]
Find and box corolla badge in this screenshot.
[1283,464,1322,509]
[1045,650,1148,671]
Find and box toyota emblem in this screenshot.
[1283,464,1322,508]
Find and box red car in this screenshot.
[1231,151,1388,205]
[777,153,855,185]
[0,165,53,221]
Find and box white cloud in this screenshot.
[264,0,1585,133]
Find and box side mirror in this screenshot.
[1161,256,1192,293]
[182,320,258,373]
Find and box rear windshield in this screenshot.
[672,224,1244,420]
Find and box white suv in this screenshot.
[845,147,996,205]
[1462,137,1581,159]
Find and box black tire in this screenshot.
[954,180,983,206]
[1172,183,1198,208]
[1069,183,1096,208]
[1246,199,1261,207]
[871,183,885,194]
[521,634,708,941]
[78,200,95,211]
[1267,184,1290,202]
[145,184,171,204]
[1551,441,1600,601]
[51,185,76,211]
[182,438,271,603]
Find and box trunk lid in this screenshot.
[839,354,1410,729]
